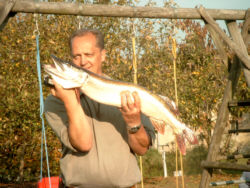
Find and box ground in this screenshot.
[0,174,242,188]
[143,174,242,188]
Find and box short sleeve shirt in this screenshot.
[44,94,155,188]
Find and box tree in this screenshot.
[1,0,248,183]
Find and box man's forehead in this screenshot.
[73,33,97,43]
[72,35,99,49]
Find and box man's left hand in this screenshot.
[120,91,141,127]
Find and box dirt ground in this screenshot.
[142,174,242,188]
[0,174,242,188]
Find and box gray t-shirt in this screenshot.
[44,94,155,188]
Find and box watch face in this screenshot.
[128,124,141,134]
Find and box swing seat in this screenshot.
[38,176,62,188]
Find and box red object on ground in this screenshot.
[37,176,61,188]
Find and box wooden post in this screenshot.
[226,20,248,94]
[201,161,250,171]
[199,52,241,188]
[0,0,16,30]
[241,9,250,87]
[199,7,250,188]
[198,6,250,70]
[205,23,228,68]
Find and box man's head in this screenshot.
[69,29,106,75]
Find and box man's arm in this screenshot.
[120,91,151,155]
[51,81,93,152]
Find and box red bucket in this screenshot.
[37,176,62,188]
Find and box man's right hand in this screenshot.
[50,79,93,152]
[50,80,80,104]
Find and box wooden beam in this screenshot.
[198,6,250,70]
[242,9,250,87]
[228,129,250,134]
[0,0,246,20]
[216,154,250,161]
[0,0,16,30]
[205,23,228,67]
[226,20,249,92]
[199,9,250,187]
[228,100,250,107]
[199,27,242,188]
[201,161,250,171]
[199,59,241,188]
[242,9,250,45]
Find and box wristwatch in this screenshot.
[127,124,142,134]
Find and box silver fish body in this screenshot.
[44,55,198,154]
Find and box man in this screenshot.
[44,29,155,188]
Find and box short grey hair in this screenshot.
[69,28,104,55]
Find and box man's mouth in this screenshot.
[82,65,92,70]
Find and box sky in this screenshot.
[174,0,249,31]
[149,0,249,41]
[171,0,249,10]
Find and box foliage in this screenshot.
[0,0,248,183]
[176,19,229,146]
[140,149,164,178]
[141,145,208,178]
[183,145,208,175]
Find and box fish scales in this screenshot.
[44,55,198,154]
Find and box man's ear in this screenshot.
[101,49,106,62]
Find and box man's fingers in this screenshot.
[50,88,56,96]
[132,91,141,110]
[75,88,80,103]
[126,91,135,109]
[52,79,62,90]
[120,90,141,113]
[120,91,128,112]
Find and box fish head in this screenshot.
[43,55,89,89]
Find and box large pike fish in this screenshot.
[44,55,198,155]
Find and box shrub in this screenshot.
[140,148,164,178]
[183,145,208,175]
[140,145,208,178]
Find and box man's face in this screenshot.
[71,33,106,75]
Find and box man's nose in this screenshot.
[80,56,88,65]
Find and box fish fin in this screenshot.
[158,95,179,116]
[175,126,198,155]
[175,134,186,155]
[149,117,165,135]
[52,56,66,73]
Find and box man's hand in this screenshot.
[120,90,150,155]
[120,91,141,127]
[50,80,92,152]
[50,80,80,104]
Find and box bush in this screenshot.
[140,148,164,178]
[140,145,208,178]
[184,145,208,175]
